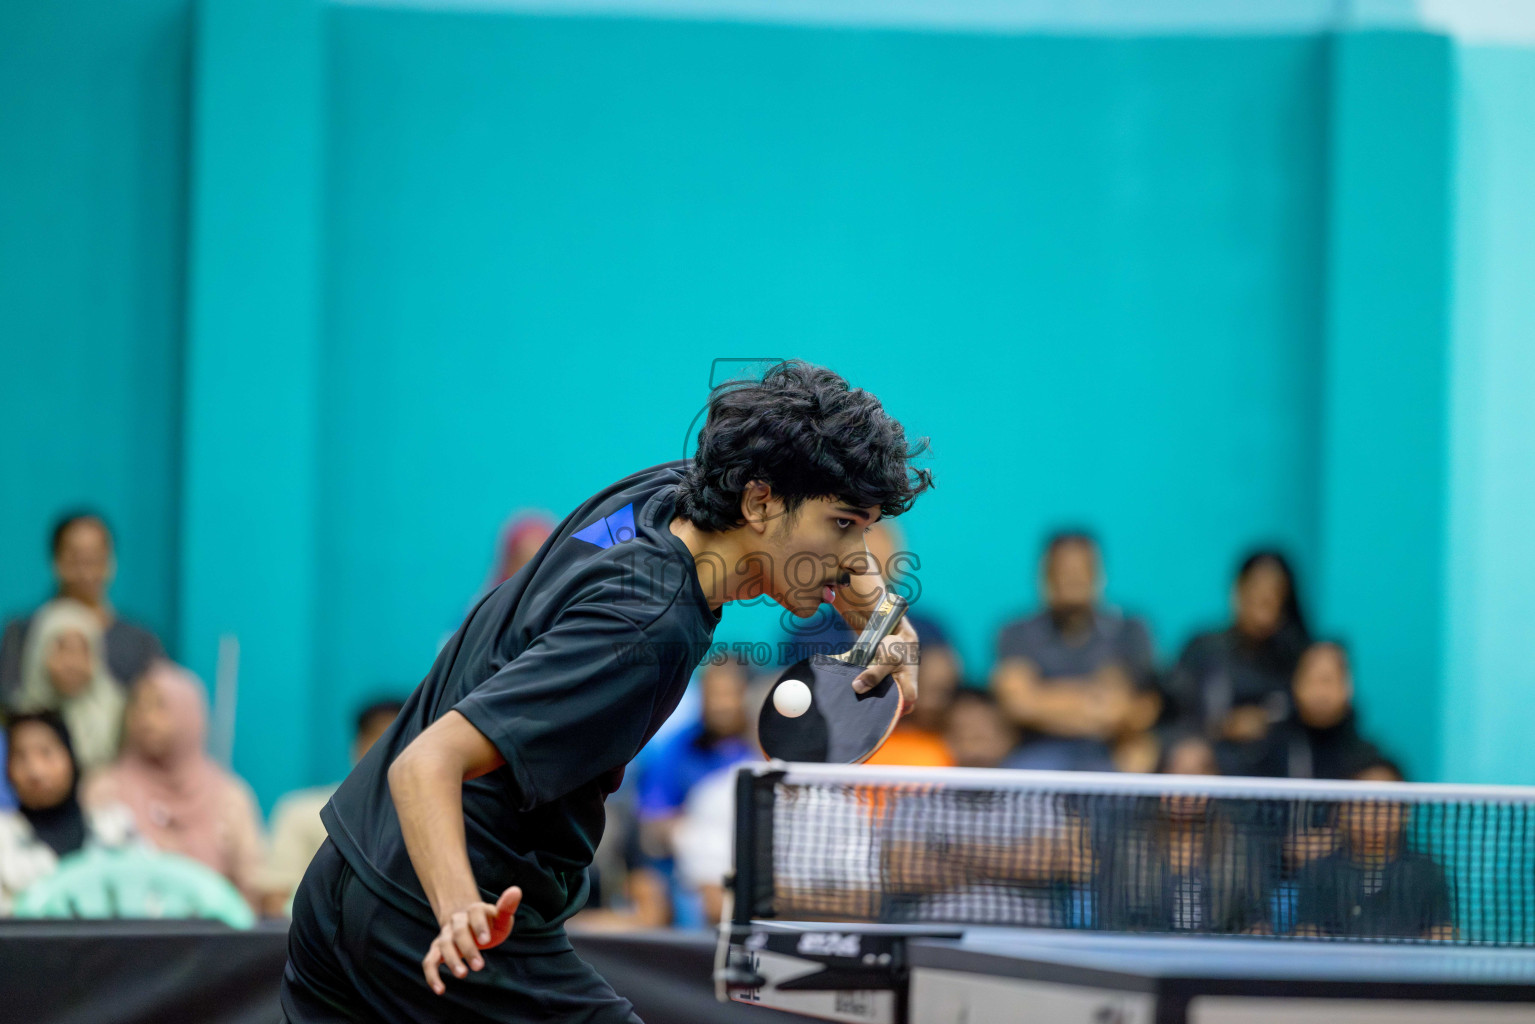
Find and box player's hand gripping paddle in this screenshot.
[757,592,909,763]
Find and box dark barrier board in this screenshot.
[0,920,291,1024]
[0,921,801,1023]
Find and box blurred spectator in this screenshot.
[480,512,555,597]
[993,532,1155,772]
[670,763,745,926]
[570,772,672,932]
[82,661,265,908]
[867,615,959,768]
[1095,734,1271,934]
[1293,757,1455,940]
[637,657,753,859]
[1,712,138,915]
[1,513,163,705]
[1110,686,1164,774]
[14,599,126,773]
[652,673,779,928]
[947,690,1019,769]
[446,513,558,650]
[881,769,1081,928]
[1158,733,1220,776]
[256,699,402,916]
[0,733,13,811]
[1285,642,1381,780]
[1166,550,1310,777]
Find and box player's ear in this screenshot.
[739,481,776,535]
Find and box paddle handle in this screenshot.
[842,592,909,668]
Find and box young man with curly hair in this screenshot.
[280,361,933,1023]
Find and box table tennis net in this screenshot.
[731,765,1535,946]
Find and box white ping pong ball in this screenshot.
[773,679,813,718]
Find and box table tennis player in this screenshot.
[279,359,930,1023]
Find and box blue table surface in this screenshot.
[909,928,1535,983]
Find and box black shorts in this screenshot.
[280,840,642,1024]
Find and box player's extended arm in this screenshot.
[388,709,520,995]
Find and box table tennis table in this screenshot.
[723,921,1535,1023]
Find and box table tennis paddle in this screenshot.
[757,592,909,764]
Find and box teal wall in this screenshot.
[5,0,1534,804]
[313,12,1329,785]
[1319,33,1455,784]
[179,0,325,806]
[0,0,190,647]
[1442,46,1535,785]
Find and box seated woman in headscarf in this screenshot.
[81,661,265,909]
[1165,551,1310,777]
[0,712,137,914]
[15,599,126,774]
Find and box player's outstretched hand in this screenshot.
[423,885,522,995]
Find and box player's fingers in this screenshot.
[452,916,484,971]
[851,664,888,695]
[896,665,919,715]
[439,925,469,979]
[496,885,522,922]
[891,623,918,711]
[422,943,446,995]
[853,635,905,694]
[467,904,493,948]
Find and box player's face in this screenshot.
[7,722,76,811]
[765,497,882,618]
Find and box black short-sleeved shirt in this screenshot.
[321,462,721,951]
[1294,848,1454,939]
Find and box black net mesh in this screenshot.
[734,766,1535,946]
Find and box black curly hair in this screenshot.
[675,360,933,533]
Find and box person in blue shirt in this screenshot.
[0,732,15,811]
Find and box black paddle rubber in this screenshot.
[758,592,909,764]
